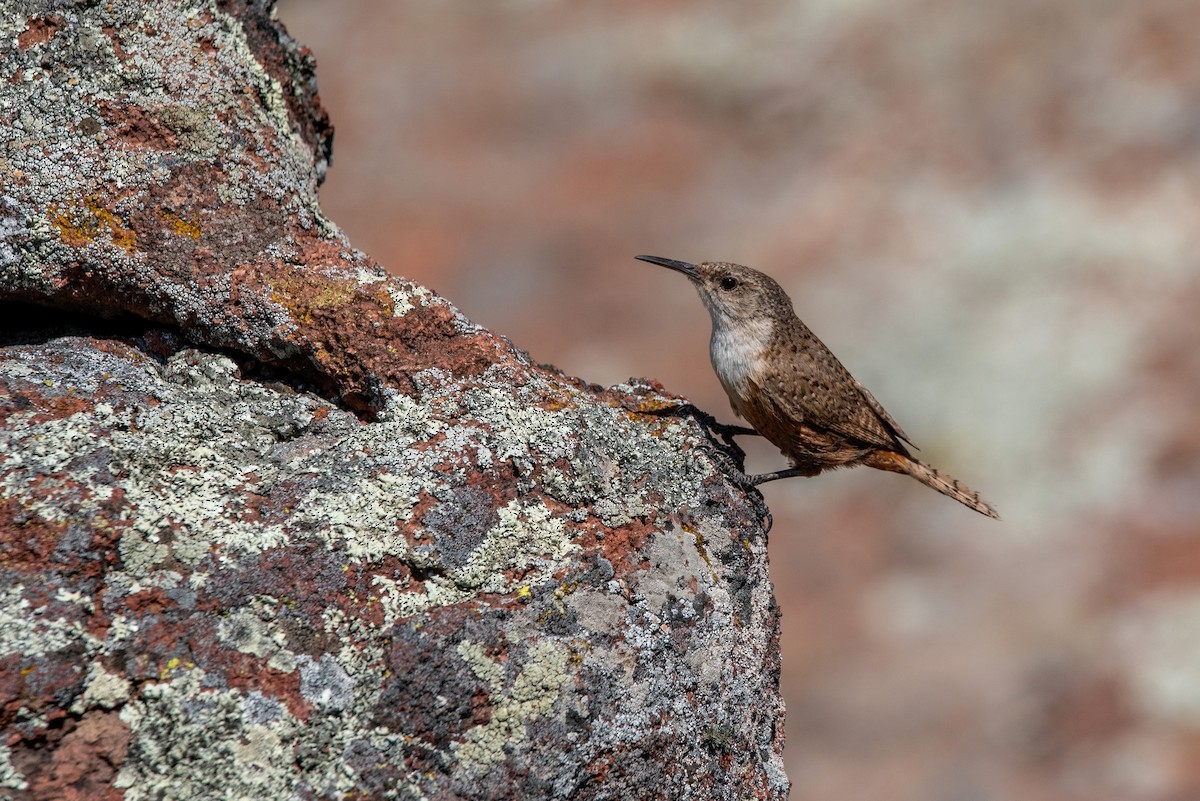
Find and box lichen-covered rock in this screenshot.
[0,340,785,799]
[0,0,787,798]
[0,0,490,413]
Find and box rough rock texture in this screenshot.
[0,1,787,799]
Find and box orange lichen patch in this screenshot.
[50,196,138,253]
[620,396,686,416]
[538,397,576,412]
[251,240,502,412]
[160,210,201,239]
[49,206,99,248]
[566,638,591,666]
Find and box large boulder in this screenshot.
[0,1,787,798]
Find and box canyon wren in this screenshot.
[637,255,999,520]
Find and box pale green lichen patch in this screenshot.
[74,662,133,713]
[377,390,445,437]
[298,471,422,563]
[454,640,571,770]
[386,281,434,317]
[115,669,299,801]
[0,411,116,520]
[450,499,574,593]
[217,604,298,674]
[364,499,575,626]
[0,585,97,659]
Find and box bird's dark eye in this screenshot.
[720,276,739,291]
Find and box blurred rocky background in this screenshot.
[280,1,1200,798]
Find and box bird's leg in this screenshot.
[744,448,827,485]
[748,466,820,485]
[692,447,774,534]
[642,401,757,438]
[721,424,759,436]
[709,422,759,445]
[696,450,773,533]
[676,408,774,532]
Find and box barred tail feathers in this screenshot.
[865,449,1000,520]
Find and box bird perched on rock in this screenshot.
[637,255,999,519]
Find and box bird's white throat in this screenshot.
[709,314,774,392]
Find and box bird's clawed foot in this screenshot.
[687,407,759,450]
[750,492,773,534]
[645,402,772,533]
[696,443,774,534]
[695,441,743,480]
[650,402,759,463]
[741,483,773,534]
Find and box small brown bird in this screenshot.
[637,255,999,519]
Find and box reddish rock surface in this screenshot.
[0,2,786,799]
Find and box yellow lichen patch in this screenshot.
[268,273,361,325]
[50,195,138,253]
[161,209,201,239]
[683,523,718,582]
[566,638,590,666]
[49,205,99,247]
[82,196,136,252]
[159,656,194,680]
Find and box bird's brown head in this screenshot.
[636,255,792,327]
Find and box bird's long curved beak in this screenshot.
[636,255,699,278]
